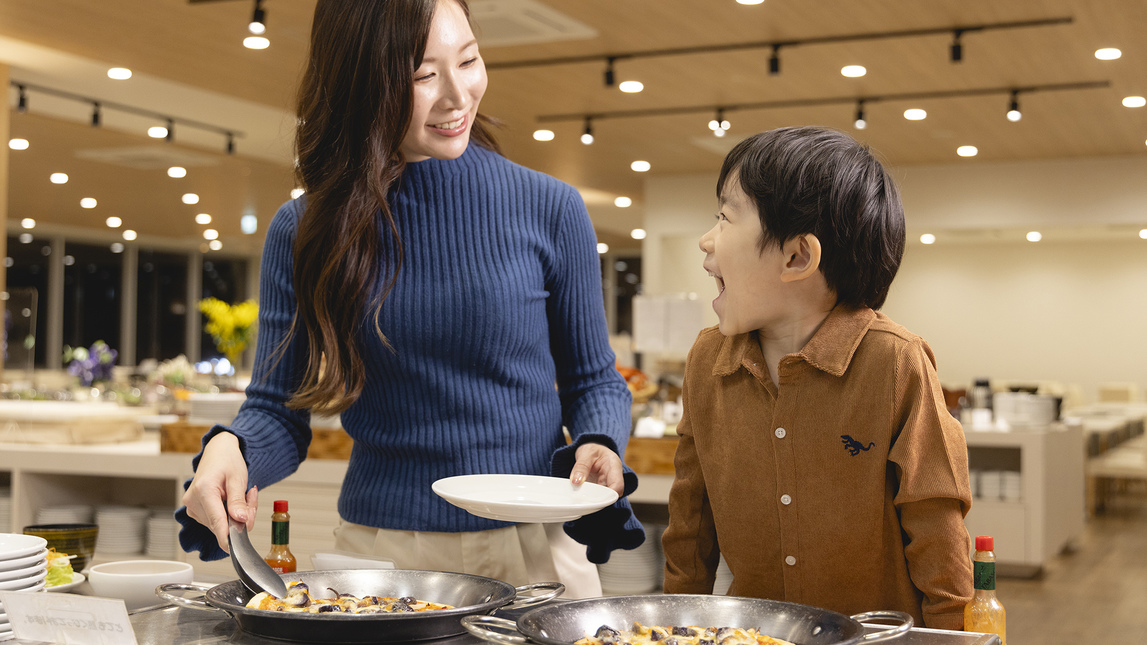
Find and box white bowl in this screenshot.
[87,560,193,610]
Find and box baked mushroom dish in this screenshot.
[245,581,455,614]
[575,623,794,645]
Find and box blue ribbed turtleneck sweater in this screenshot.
[177,144,644,563]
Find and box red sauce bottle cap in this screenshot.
[975,535,993,551]
[274,500,289,513]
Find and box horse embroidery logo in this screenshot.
[841,435,875,456]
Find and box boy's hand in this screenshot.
[570,443,625,497]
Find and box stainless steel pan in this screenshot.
[157,569,564,644]
[462,594,911,645]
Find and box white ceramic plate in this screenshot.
[0,560,45,583]
[0,535,47,561]
[0,550,48,573]
[0,570,46,591]
[432,474,619,523]
[46,572,85,593]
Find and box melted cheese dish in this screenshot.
[245,581,454,614]
[575,623,793,645]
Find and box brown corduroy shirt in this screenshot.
[662,306,973,630]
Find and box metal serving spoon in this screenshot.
[228,516,288,598]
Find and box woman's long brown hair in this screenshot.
[286,0,499,414]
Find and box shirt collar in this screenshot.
[711,305,877,378]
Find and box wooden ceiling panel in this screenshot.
[1,0,1145,256]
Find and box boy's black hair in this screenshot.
[716,126,906,310]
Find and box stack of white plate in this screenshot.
[145,510,179,558]
[35,504,94,524]
[598,523,665,595]
[0,490,11,533]
[187,392,246,426]
[0,533,49,641]
[95,505,150,555]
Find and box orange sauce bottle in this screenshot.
[965,535,1006,644]
[264,500,297,573]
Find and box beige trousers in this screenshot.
[333,520,603,599]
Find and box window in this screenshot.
[199,258,250,361]
[602,255,642,336]
[62,243,122,354]
[137,250,189,362]
[6,236,52,367]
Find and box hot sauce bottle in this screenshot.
[964,535,1006,644]
[264,500,297,573]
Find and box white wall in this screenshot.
[641,155,1147,403]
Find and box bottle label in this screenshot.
[272,521,290,546]
[974,560,996,590]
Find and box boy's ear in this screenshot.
[779,234,823,283]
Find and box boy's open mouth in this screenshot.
[708,271,725,294]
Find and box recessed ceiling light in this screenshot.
[596,242,609,254]
[123,230,137,241]
[631,228,647,240]
[1026,231,1042,242]
[8,138,29,150]
[903,108,927,121]
[110,242,125,254]
[631,160,651,172]
[81,198,97,209]
[182,193,200,205]
[532,129,555,142]
[50,173,68,184]
[1139,229,1147,240]
[920,233,936,245]
[957,145,978,157]
[204,229,219,240]
[736,0,764,4]
[243,36,270,50]
[107,67,132,80]
[106,216,122,228]
[168,166,187,178]
[1122,96,1146,108]
[1095,48,1122,60]
[148,126,168,139]
[841,65,866,78]
[195,213,213,225]
[618,80,644,93]
[20,218,35,230]
[18,233,33,244]
[241,214,258,234]
[290,188,305,199]
[614,196,633,208]
[209,240,223,251]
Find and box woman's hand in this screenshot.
[570,443,625,497]
[181,432,258,553]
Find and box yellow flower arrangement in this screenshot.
[199,298,258,363]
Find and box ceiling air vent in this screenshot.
[74,146,219,170]
[470,0,597,47]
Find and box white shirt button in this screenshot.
[780,494,792,505]
[775,428,786,439]
[785,556,797,566]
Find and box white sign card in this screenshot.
[0,591,138,645]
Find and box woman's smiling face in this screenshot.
[699,175,787,336]
[399,0,487,162]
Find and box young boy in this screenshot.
[661,127,973,631]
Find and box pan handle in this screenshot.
[462,615,530,645]
[155,582,224,613]
[851,611,914,643]
[505,581,565,608]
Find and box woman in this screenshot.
[177,0,642,597]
